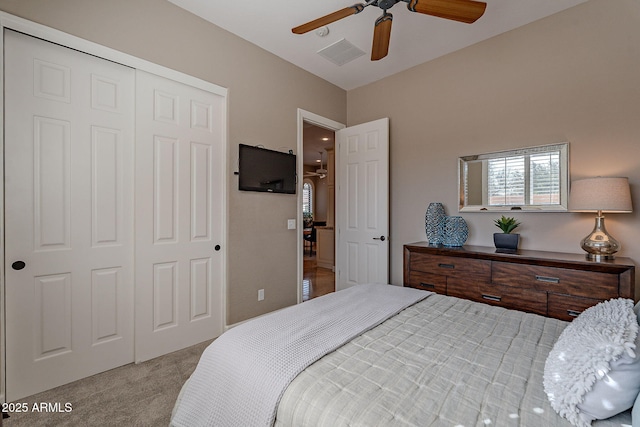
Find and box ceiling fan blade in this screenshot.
[407,0,487,24]
[371,13,393,61]
[292,4,366,34]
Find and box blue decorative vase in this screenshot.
[425,202,445,245]
[443,216,468,247]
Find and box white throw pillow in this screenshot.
[543,298,640,427]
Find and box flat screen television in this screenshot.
[238,144,297,194]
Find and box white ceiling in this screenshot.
[167,0,587,91]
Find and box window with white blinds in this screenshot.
[303,182,312,215]
[487,151,560,207]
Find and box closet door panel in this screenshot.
[135,70,224,362]
[4,29,135,401]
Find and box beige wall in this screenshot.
[347,0,640,292]
[0,0,347,324]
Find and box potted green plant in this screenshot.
[493,216,521,251]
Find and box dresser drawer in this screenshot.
[491,262,619,299]
[548,293,604,321]
[409,253,490,281]
[448,280,547,315]
[406,271,447,294]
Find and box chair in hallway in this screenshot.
[304,224,317,256]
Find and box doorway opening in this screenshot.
[302,123,335,301]
[296,110,345,303]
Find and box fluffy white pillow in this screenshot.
[543,298,640,427]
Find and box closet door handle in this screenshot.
[12,261,26,270]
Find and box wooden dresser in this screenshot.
[403,242,636,321]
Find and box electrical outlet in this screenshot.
[287,219,296,230]
[258,289,264,301]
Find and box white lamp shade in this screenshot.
[569,177,633,213]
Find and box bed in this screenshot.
[171,284,637,427]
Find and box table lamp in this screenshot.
[569,177,632,261]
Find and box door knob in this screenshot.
[214,245,221,251]
[12,261,26,270]
[373,236,386,241]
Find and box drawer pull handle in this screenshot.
[438,263,455,269]
[419,282,435,289]
[567,310,581,318]
[482,294,502,302]
[535,275,560,284]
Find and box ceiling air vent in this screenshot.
[317,38,365,66]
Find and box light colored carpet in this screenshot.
[4,339,212,427]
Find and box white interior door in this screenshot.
[4,30,135,401]
[335,118,389,291]
[134,70,225,362]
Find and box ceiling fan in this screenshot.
[292,0,487,61]
[304,152,328,179]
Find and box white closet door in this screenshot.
[134,70,224,362]
[4,30,135,401]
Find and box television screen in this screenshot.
[238,144,297,194]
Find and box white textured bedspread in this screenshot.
[275,294,632,427]
[171,284,428,427]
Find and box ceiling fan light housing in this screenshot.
[378,0,400,10]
